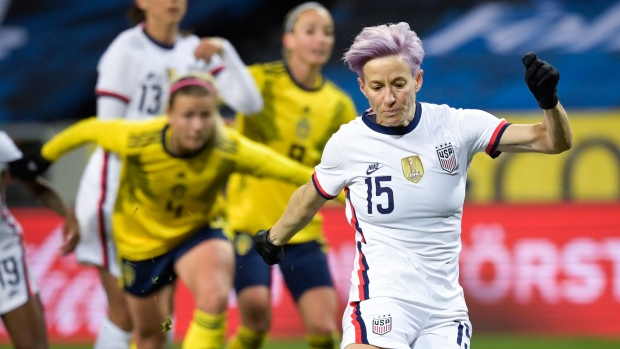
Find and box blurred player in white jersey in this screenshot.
[71,1,262,347]
[253,22,572,349]
[1,131,78,349]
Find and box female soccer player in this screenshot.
[15,74,311,349]
[226,2,357,349]
[72,0,261,347]
[254,22,572,349]
[1,131,78,349]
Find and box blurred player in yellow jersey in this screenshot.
[226,3,358,349]
[13,74,313,349]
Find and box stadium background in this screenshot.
[1,0,619,347]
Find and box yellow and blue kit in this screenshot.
[226,61,357,300]
[227,61,357,245]
[41,116,313,262]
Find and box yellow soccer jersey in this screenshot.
[227,61,357,244]
[42,116,313,260]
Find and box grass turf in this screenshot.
[2,334,620,348]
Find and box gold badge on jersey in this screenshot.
[234,233,254,256]
[122,260,136,288]
[401,155,424,183]
[167,68,177,81]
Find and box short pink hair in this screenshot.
[344,22,424,81]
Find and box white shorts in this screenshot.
[0,237,38,315]
[74,148,121,278]
[341,297,472,349]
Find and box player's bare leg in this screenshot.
[1,294,48,349]
[125,284,173,349]
[99,267,133,331]
[298,286,339,348]
[97,266,176,348]
[175,238,234,348]
[236,285,272,334]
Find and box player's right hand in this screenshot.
[8,147,51,181]
[60,212,80,256]
[194,37,224,63]
[253,229,284,265]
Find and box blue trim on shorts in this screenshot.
[122,225,226,297]
[233,232,333,301]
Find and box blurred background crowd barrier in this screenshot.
[1,0,619,343]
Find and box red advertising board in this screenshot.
[0,203,618,343]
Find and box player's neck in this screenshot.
[286,58,322,89]
[144,21,178,46]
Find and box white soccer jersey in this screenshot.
[0,134,38,314]
[95,24,226,120]
[312,102,508,310]
[0,131,24,242]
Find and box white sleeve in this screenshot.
[97,96,129,121]
[312,135,348,199]
[0,131,23,166]
[95,40,140,104]
[211,40,263,114]
[457,108,509,159]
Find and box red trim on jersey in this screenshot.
[97,151,110,270]
[211,65,225,76]
[485,120,509,156]
[312,172,336,200]
[96,90,130,104]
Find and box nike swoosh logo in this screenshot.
[366,167,382,175]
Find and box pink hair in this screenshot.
[343,22,424,82]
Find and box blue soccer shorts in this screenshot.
[121,225,227,297]
[233,231,334,301]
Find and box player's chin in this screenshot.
[306,53,330,66]
[379,115,405,127]
[184,139,207,151]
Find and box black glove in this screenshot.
[8,147,51,181]
[253,229,284,265]
[522,52,560,110]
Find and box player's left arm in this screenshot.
[3,130,79,255]
[497,53,572,154]
[234,133,314,186]
[195,38,263,114]
[20,176,79,255]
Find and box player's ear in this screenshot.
[415,69,423,92]
[357,77,367,98]
[135,0,146,11]
[282,32,294,51]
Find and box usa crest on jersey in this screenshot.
[372,316,392,335]
[436,143,457,173]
